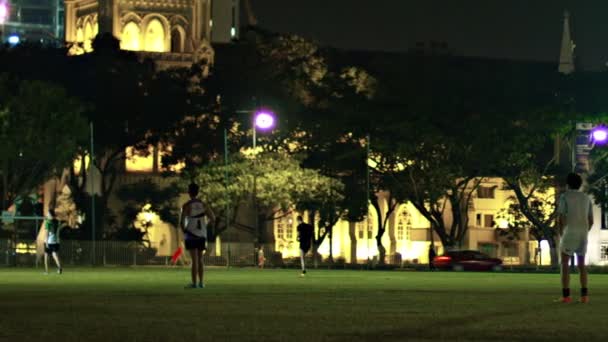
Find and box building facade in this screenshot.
[63,0,238,68]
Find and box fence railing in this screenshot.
[0,239,531,268]
[0,239,270,267]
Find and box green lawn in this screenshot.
[0,268,606,342]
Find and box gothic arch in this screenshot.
[121,12,142,26]
[121,21,141,51]
[141,14,170,52]
[396,206,412,241]
[83,18,94,52]
[170,26,186,53]
[357,210,376,241]
[169,14,189,29]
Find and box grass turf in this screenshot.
[0,267,606,342]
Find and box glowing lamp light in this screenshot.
[8,35,19,45]
[254,110,275,131]
[592,126,608,144]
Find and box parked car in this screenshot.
[433,250,502,271]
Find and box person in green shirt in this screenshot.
[44,209,63,275]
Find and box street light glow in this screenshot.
[592,126,608,143]
[254,110,275,130]
[0,3,7,24]
[8,35,19,45]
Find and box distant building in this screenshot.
[63,0,239,68]
[1,0,64,46]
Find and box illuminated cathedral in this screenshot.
[63,0,240,68]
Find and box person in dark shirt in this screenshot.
[296,216,313,276]
[428,245,437,271]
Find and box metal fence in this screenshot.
[0,239,272,267]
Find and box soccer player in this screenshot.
[44,209,63,275]
[556,173,593,303]
[296,216,313,276]
[180,183,212,289]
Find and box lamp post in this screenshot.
[90,122,96,265]
[252,109,275,247]
[230,108,276,258]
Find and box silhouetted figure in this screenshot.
[428,245,437,271]
[297,216,314,276]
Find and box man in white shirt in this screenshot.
[556,173,593,303]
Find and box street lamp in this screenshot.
[592,126,608,145]
[252,109,276,150]
[251,108,276,250]
[226,107,277,261]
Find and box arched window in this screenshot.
[276,219,285,240]
[121,22,141,51]
[144,19,165,52]
[84,21,93,52]
[275,215,295,240]
[93,22,99,37]
[357,216,374,240]
[76,27,84,42]
[170,28,183,52]
[397,210,411,241]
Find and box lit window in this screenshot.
[84,21,93,52]
[601,243,608,261]
[397,210,411,241]
[276,220,284,240]
[358,216,374,240]
[144,18,166,52]
[121,22,141,51]
[286,218,293,239]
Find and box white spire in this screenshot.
[559,10,575,74]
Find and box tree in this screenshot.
[495,187,556,265]
[0,74,87,210]
[0,36,201,238]
[188,152,343,244]
[114,179,181,245]
[299,138,368,264]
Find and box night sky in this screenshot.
[252,0,608,70]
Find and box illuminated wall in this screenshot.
[125,146,154,173]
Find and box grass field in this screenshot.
[0,267,607,342]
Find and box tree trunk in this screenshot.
[549,238,559,267]
[349,221,357,264]
[328,227,333,263]
[376,229,386,265]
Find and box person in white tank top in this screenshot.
[180,182,213,289]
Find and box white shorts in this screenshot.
[560,236,588,256]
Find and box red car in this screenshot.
[433,250,503,271]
